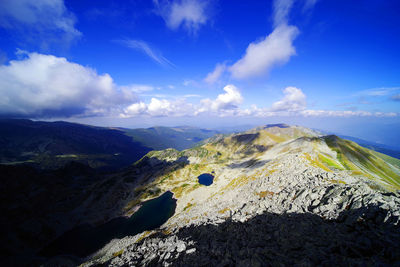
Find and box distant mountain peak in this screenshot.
[263,123,290,128]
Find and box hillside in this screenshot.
[0,119,151,170]
[79,124,400,266]
[337,134,400,159]
[122,126,221,150]
[2,123,400,266]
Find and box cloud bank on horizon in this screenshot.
[0,0,399,121]
[0,51,395,119]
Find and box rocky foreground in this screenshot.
[109,204,399,266]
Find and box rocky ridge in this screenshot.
[88,157,400,266]
[82,125,400,266]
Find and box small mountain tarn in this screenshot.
[40,191,177,258]
[198,173,214,186]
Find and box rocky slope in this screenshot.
[80,124,400,266]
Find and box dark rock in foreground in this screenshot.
[108,205,400,266]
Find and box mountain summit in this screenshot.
[81,124,400,266]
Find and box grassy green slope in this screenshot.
[324,135,400,190]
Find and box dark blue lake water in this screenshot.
[41,191,176,257]
[198,173,214,186]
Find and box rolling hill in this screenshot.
[121,126,222,150]
[0,119,151,170]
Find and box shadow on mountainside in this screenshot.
[230,133,260,144]
[128,205,400,266]
[0,157,189,266]
[40,191,176,259]
[228,158,270,169]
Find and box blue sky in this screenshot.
[0,0,399,145]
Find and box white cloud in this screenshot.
[229,24,299,79]
[300,110,398,118]
[123,84,155,93]
[212,84,243,110]
[0,51,137,117]
[197,84,243,114]
[121,102,147,118]
[271,86,306,112]
[356,87,400,97]
[148,98,174,116]
[228,0,299,79]
[122,97,195,117]
[0,0,81,45]
[182,79,201,87]
[206,0,311,81]
[2,54,394,120]
[204,63,226,84]
[273,0,294,27]
[116,39,173,67]
[153,0,209,34]
[239,86,397,118]
[120,84,242,118]
[183,94,201,98]
[119,83,398,119]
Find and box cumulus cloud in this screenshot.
[122,98,195,117]
[212,84,243,110]
[122,102,147,117]
[229,24,299,79]
[0,51,137,117]
[153,0,209,34]
[116,39,173,67]
[0,0,81,46]
[204,0,300,81]
[204,63,226,84]
[2,53,394,120]
[120,84,243,118]
[120,84,398,119]
[271,86,306,112]
[148,98,188,116]
[198,84,243,114]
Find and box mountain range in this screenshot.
[122,126,222,151]
[0,119,151,170]
[1,121,399,266]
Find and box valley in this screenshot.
[1,121,400,266]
